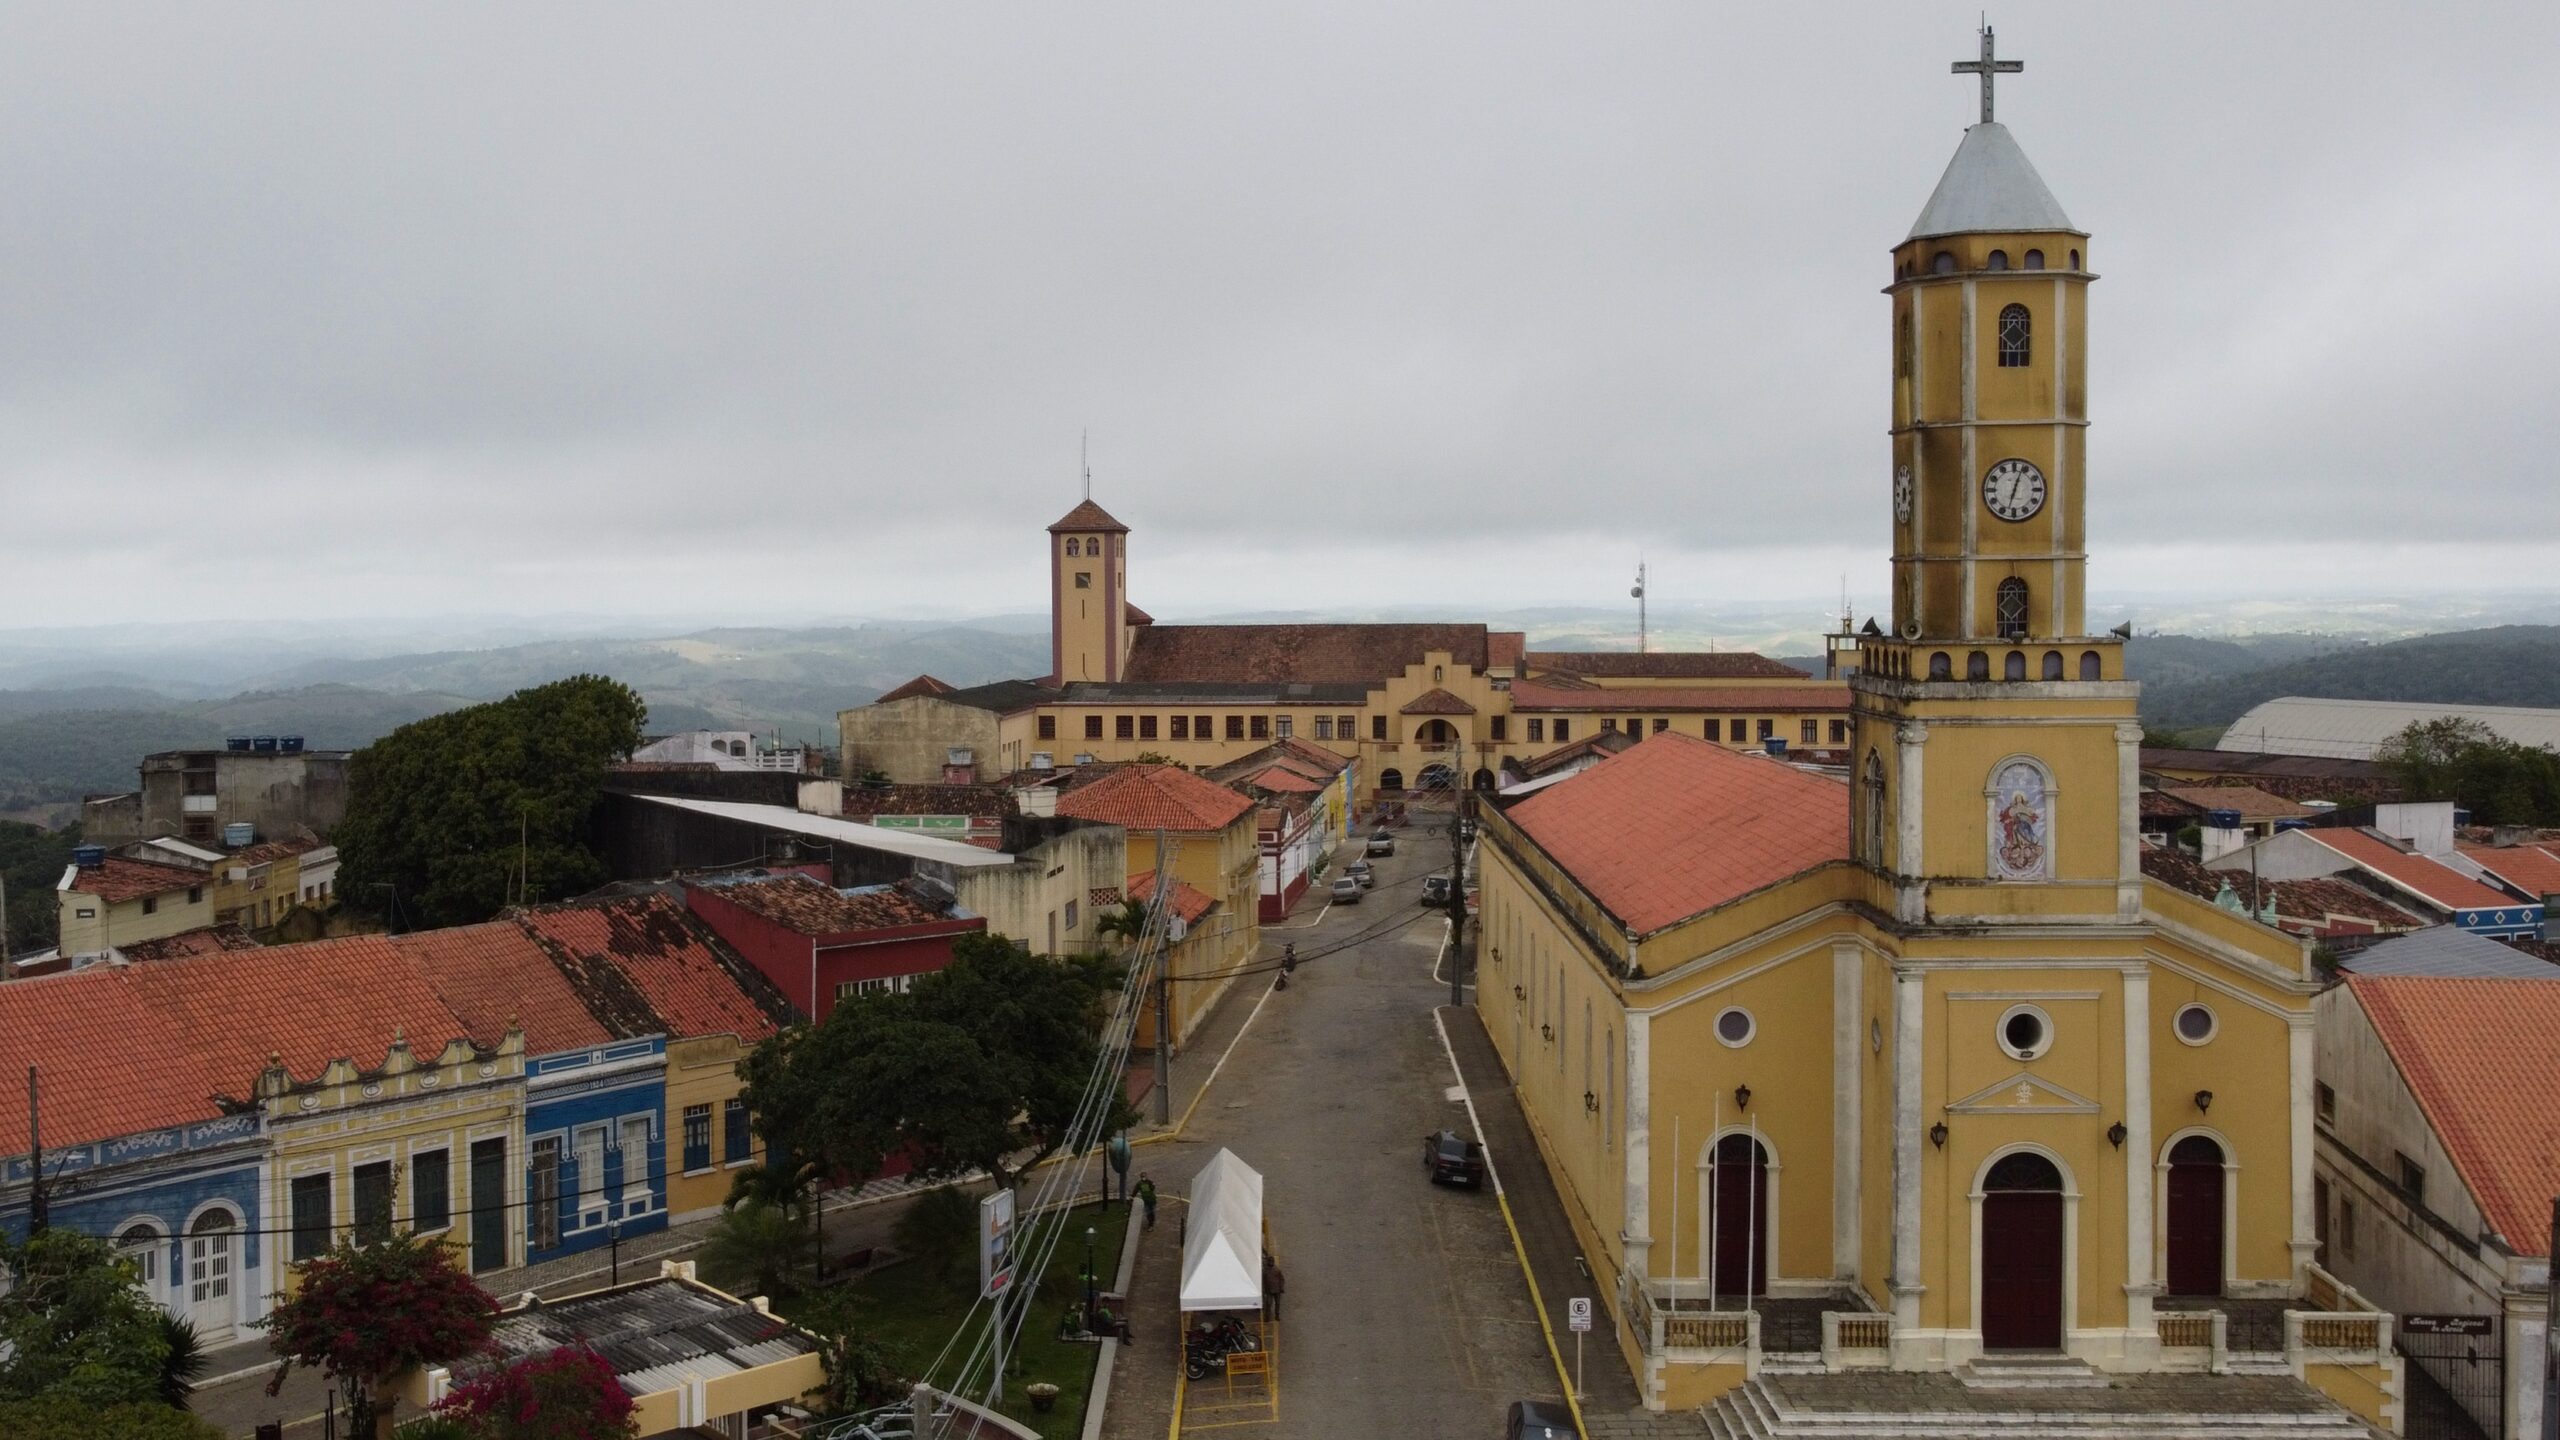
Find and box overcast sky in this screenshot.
[6,3,2555,630]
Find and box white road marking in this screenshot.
[1431,1008,1504,1198]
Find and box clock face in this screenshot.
[1981,459,2047,522]
[1892,465,1913,524]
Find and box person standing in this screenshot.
[1135,1174,1158,1229]
[1261,1252,1285,1322]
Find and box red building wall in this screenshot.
[684,881,985,1024]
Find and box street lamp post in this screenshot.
[1084,1226,1098,1318]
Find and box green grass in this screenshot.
[784,1197,1134,1440]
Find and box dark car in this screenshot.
[1421,874,1454,907]
[1366,832,1396,857]
[1423,1128,1487,1187]
[1504,1400,1578,1440]
[1344,860,1375,889]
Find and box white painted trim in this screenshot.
[1832,942,1863,1281]
[2123,967,2156,1336]
[2140,949,2321,1019]
[1961,278,1978,636]
[1969,1143,2080,1352]
[2154,1126,2241,1297]
[2169,1001,2221,1046]
[1621,1009,1652,1284]
[1712,1006,1757,1047]
[1994,1003,2055,1061]
[1891,971,1926,1326]
[1698,1127,1779,1296]
[2288,1017,2318,1283]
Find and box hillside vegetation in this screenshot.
[2134,625,2560,735]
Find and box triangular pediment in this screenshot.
[1947,1070,2100,1115]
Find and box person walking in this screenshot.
[1261,1252,1285,1322]
[1135,1174,1158,1229]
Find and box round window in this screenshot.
[1998,1004,2052,1061]
[1715,1007,1756,1048]
[2174,1003,2218,1045]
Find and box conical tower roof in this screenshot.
[1048,499,1129,533]
[1906,123,2079,241]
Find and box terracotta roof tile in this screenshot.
[119,935,480,1090]
[1488,632,1526,670]
[0,970,231,1151]
[515,894,794,1044]
[1123,622,1488,685]
[1517,729,1637,779]
[1124,602,1155,625]
[2141,849,2430,937]
[1129,870,1216,925]
[61,855,206,903]
[1241,766,1323,794]
[2309,830,2521,913]
[1525,651,1809,680]
[1508,732,1848,934]
[117,924,262,962]
[696,873,962,936]
[393,922,615,1056]
[2459,843,2560,901]
[1399,688,1477,716]
[2160,785,2317,823]
[1047,499,1129,533]
[875,674,955,703]
[1057,764,1255,833]
[1506,681,1850,714]
[229,834,322,866]
[2348,975,2560,1255]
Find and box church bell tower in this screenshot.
[1852,27,2142,927]
[1048,499,1130,684]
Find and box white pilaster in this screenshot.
[1895,723,1929,924]
[1960,279,1978,638]
[1833,942,1864,1280]
[1890,969,1926,1331]
[2288,1015,2318,1281]
[2122,965,2156,1334]
[1622,1009,1654,1282]
[2116,722,2145,920]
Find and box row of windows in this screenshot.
[1920,648,2104,681]
[1485,887,1616,1149]
[1906,246,2081,280]
[287,1145,465,1261]
[1038,710,1846,749]
[1063,535,1108,557]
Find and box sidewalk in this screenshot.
[1439,1002,1648,1416]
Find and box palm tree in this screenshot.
[156,1312,207,1409]
[1091,898,1150,947]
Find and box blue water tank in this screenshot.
[2274,818,2310,833]
[252,736,278,753]
[2207,808,2244,830]
[1764,738,1788,757]
[71,844,106,868]
[223,822,256,848]
[280,735,305,754]
[226,737,253,752]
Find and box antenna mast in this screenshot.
[1081,430,1090,500]
[1631,560,1648,655]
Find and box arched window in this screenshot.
[1967,651,1990,681]
[2069,248,2082,270]
[2079,650,2102,680]
[1995,577,2030,639]
[1932,251,1957,276]
[1064,538,1080,557]
[1987,249,2009,271]
[1997,304,2031,367]
[2004,651,2026,681]
[2023,249,2045,271]
[1928,652,1951,681]
[118,1223,164,1288]
[2042,650,2064,680]
[1377,767,1404,793]
[1985,1151,2063,1192]
[1860,750,1887,868]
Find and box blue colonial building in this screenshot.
[520,1035,671,1264]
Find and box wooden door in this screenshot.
[2165,1136,2227,1297]
[1708,1135,1766,1298]
[469,1137,508,1272]
[1981,1153,2064,1351]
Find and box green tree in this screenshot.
[893,1185,980,1286]
[698,1198,809,1300]
[0,1397,224,1440]
[0,1228,171,1408]
[0,820,78,956]
[260,1230,499,1438]
[739,934,1129,1197]
[2377,718,2560,825]
[154,1314,206,1411]
[790,1290,905,1415]
[336,675,647,927]
[1089,897,1150,946]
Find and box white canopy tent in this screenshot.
[1178,1148,1265,1313]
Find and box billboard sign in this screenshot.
[980,1189,1017,1299]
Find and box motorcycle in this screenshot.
[1183,1317,1263,1379]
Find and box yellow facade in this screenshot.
[664,1033,765,1222]
[1128,818,1261,1048]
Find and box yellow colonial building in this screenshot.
[1473,41,2399,1430]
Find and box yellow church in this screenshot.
[1474,33,2402,1431]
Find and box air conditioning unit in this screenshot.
[1030,752,1055,771]
[946,747,975,766]
[1073,753,1096,766]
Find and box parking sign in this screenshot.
[1568,1296,1592,1333]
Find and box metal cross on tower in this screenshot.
[1952,23,2023,125]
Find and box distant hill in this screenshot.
[2136,625,2560,735]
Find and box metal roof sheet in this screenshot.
[2219,697,2560,761]
[632,795,1016,867]
[1907,123,2078,240]
[2337,926,2560,980]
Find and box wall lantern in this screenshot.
[2194,1089,2214,1114]
[2107,1121,2128,1149]
[1734,1084,1753,1112]
[1929,1121,1949,1150]
[1584,1090,1599,1113]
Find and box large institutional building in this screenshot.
[1467,42,2397,1430]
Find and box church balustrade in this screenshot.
[1819,1311,1894,1370]
[1627,1274,1760,1360]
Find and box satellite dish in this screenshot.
[2109,621,2135,640]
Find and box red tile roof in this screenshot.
[1515,729,1638,779]
[116,924,262,962]
[2308,830,2520,913]
[118,934,480,1090]
[2348,975,2560,1255]
[0,970,232,1151]
[393,922,615,1056]
[1488,631,1526,670]
[1525,651,1809,680]
[1399,688,1477,716]
[1124,602,1155,626]
[837,783,1018,819]
[1129,870,1217,925]
[1241,766,1323,794]
[2160,785,2316,823]
[1057,764,1256,833]
[61,856,205,903]
[2460,843,2560,901]
[1048,499,1129,533]
[229,835,323,866]
[515,894,793,1044]
[1508,732,1849,934]
[2141,850,2430,938]
[875,674,955,703]
[698,873,963,936]
[1506,681,1850,714]
[1122,622,1489,685]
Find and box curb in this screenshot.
[1078,1196,1150,1440]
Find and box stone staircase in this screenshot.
[1696,1369,2384,1440]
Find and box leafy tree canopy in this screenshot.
[0,1228,171,1408]
[434,1345,636,1440]
[2376,717,2560,826]
[336,675,646,927]
[0,820,78,955]
[740,933,1129,1193]
[262,1229,499,1431]
[0,1397,224,1440]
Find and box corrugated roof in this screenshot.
[484,1277,817,1388]
[2336,928,2560,980]
[2348,975,2560,1254]
[2219,697,2560,762]
[2161,785,2317,824]
[1057,764,1255,834]
[1906,122,2078,240]
[627,795,1015,867]
[1507,732,1848,935]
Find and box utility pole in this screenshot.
[26,1066,46,1234]
[1151,828,1173,1127]
[1448,741,1468,1010]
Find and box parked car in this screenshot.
[1423,1128,1486,1187]
[1504,1399,1577,1440]
[1330,874,1364,904]
[1344,860,1376,889]
[1421,874,1454,907]
[1366,832,1396,857]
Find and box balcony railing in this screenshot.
[1627,1275,1760,1363]
[1820,1310,1893,1370]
